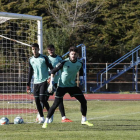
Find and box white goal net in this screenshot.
[0,12,43,123]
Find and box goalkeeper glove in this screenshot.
[47,77,55,94]
[26,86,30,94]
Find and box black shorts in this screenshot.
[55,86,83,98]
[33,81,48,97]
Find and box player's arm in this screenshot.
[51,61,65,75]
[44,56,53,70]
[27,61,33,93]
[47,61,65,93]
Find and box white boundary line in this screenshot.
[88,112,140,120]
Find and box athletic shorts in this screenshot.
[55,86,83,98]
[33,81,48,97]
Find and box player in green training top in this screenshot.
[42,46,93,128]
[27,43,53,123]
[36,44,72,123]
[47,44,72,122]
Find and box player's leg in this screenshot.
[48,97,62,119]
[74,95,87,117]
[33,84,45,123]
[42,87,66,128]
[39,81,50,111]
[58,99,65,117]
[39,81,51,123]
[70,87,93,126]
[59,100,73,122]
[75,95,93,126]
[42,97,62,128]
[36,95,50,122]
[35,97,45,123]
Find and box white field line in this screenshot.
[87,112,140,120]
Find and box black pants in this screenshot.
[34,81,50,117]
[46,96,66,117]
[47,95,87,119]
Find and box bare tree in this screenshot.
[45,0,105,34]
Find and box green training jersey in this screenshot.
[48,55,62,83]
[51,57,83,87]
[27,54,53,85]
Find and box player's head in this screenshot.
[69,46,78,62]
[47,44,55,56]
[31,43,39,57]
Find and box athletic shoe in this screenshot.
[42,122,48,128]
[39,118,45,124]
[61,118,73,123]
[48,115,53,123]
[81,121,93,126]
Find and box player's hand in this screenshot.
[47,81,55,93]
[47,77,55,94]
[26,86,30,94]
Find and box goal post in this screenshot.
[0,12,43,53]
[0,12,43,123]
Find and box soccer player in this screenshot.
[36,44,72,123]
[26,43,53,123]
[42,46,93,128]
[47,44,72,122]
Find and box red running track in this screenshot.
[0,94,140,101]
[0,94,140,115]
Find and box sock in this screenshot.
[82,116,87,122]
[44,118,49,123]
[62,116,66,120]
[37,113,40,117]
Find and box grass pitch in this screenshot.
[0,100,140,140]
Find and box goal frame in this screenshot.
[0,12,43,123]
[0,12,43,53]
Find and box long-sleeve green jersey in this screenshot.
[27,54,53,85]
[51,57,83,87]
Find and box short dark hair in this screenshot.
[31,43,39,48]
[47,44,55,49]
[69,46,78,53]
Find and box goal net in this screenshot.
[0,12,43,123]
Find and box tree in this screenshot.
[46,0,104,34]
[43,0,105,54]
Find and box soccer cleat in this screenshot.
[81,121,93,126]
[48,115,53,123]
[42,122,48,128]
[61,118,73,123]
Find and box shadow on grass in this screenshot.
[1,119,140,132]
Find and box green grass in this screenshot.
[1,100,140,140]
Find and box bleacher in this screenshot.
[0,63,140,93]
[87,63,140,92]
